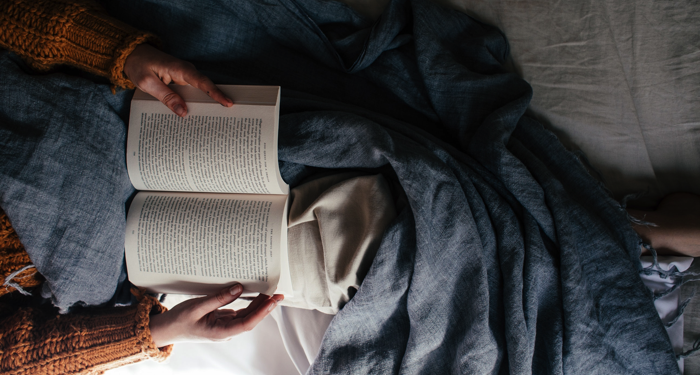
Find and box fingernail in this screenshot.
[226,97,233,106]
[174,104,185,117]
[267,300,277,312]
[230,284,242,295]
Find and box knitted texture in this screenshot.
[0,293,172,375]
[0,0,158,89]
[0,208,173,374]
[0,209,43,298]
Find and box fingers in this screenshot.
[139,74,188,117]
[183,70,233,107]
[193,284,244,318]
[237,294,284,319]
[237,293,272,316]
[123,44,232,115]
[221,294,284,335]
[205,308,238,326]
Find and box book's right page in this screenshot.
[124,191,291,296]
[127,85,288,195]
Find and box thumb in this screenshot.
[193,284,244,317]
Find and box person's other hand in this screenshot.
[123,44,233,117]
[148,284,284,347]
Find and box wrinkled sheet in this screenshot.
[434,0,700,206]
[0,0,680,373]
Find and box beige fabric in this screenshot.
[282,172,396,314]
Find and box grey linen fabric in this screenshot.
[0,55,135,310]
[0,0,681,373]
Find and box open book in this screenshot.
[124,85,292,297]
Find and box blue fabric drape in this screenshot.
[0,0,679,372]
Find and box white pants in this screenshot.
[282,172,397,314]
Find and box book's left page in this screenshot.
[127,85,288,195]
[124,191,292,296]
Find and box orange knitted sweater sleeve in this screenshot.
[0,294,173,375]
[0,210,173,374]
[0,0,158,89]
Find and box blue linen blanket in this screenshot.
[0,0,679,373]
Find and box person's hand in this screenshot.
[123,44,233,117]
[631,192,700,257]
[148,284,284,347]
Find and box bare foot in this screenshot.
[628,193,700,257]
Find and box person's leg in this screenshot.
[284,172,397,314]
[628,193,700,256]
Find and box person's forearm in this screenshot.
[0,0,157,89]
[0,294,171,374]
